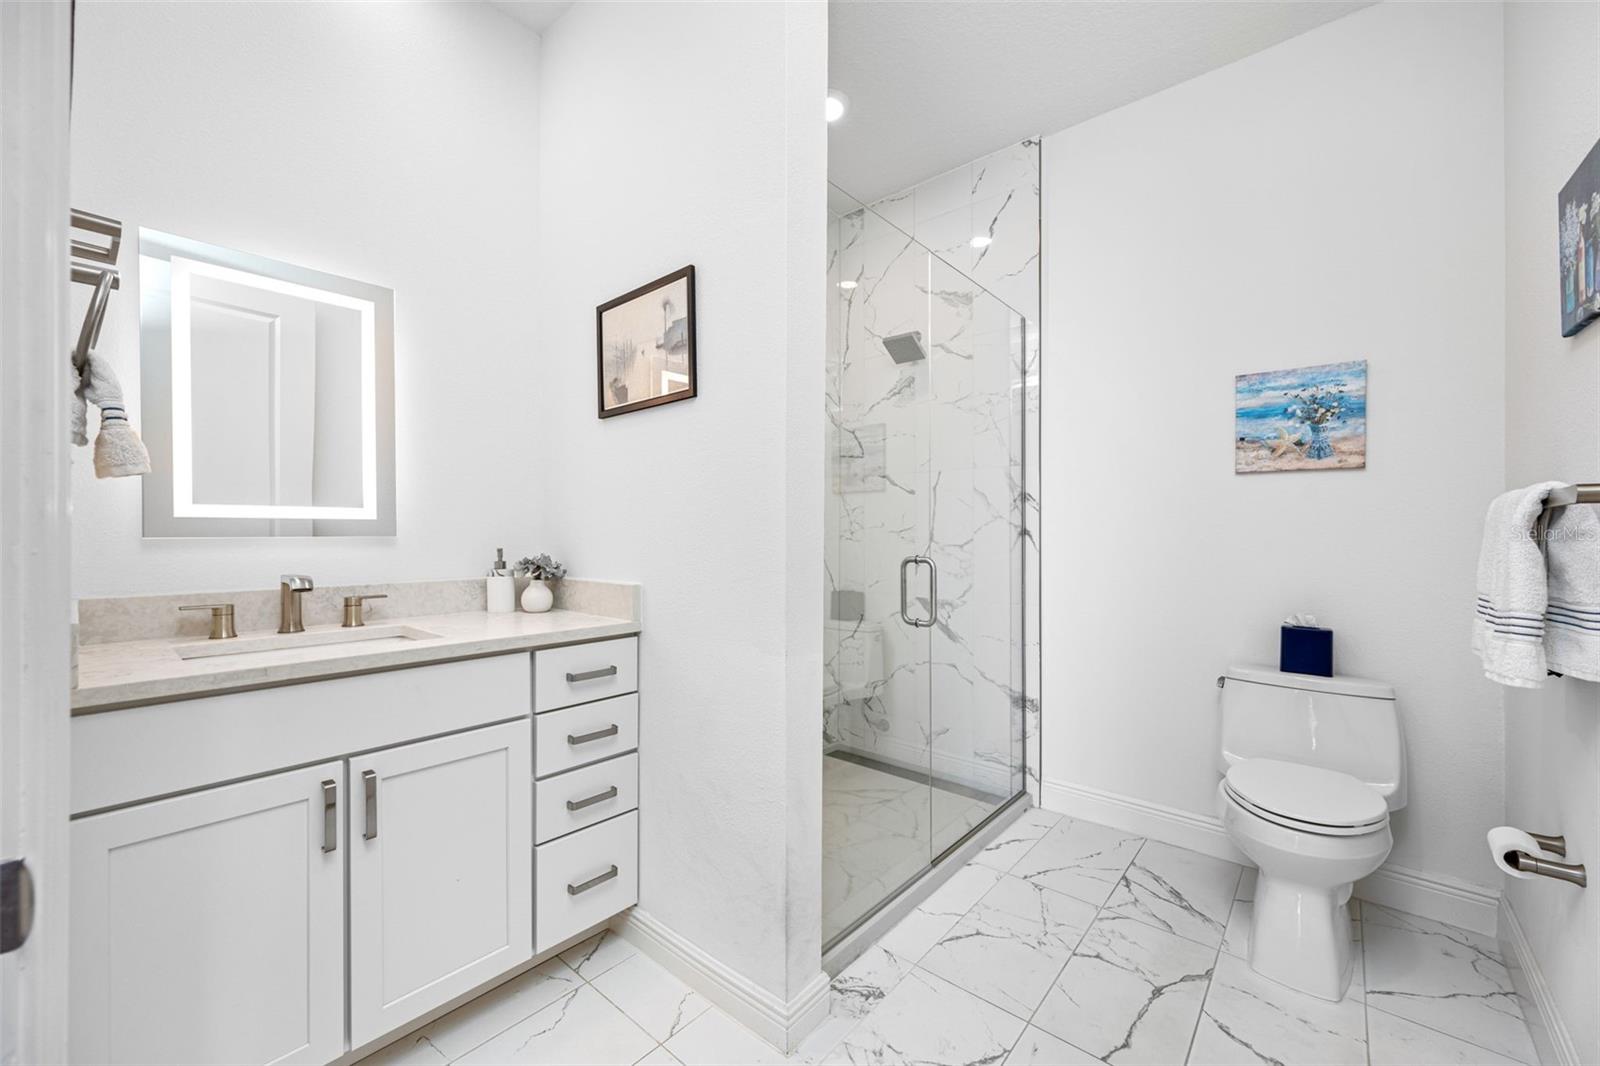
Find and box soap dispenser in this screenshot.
[486,548,515,614]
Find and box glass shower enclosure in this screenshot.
[823,183,1028,948]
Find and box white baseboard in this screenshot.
[1499,896,1580,1066]
[612,908,830,1055]
[1041,778,1499,936]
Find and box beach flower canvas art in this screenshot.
[1234,360,1367,474]
[1559,137,1600,337]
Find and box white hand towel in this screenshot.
[1473,482,1566,687]
[1544,502,1600,682]
[71,353,151,478]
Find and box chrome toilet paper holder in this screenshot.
[1506,832,1587,887]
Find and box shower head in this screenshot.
[882,331,927,364]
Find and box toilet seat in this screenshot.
[1224,758,1388,838]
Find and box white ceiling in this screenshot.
[488,0,573,34]
[829,0,1372,202]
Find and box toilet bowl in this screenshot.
[1217,666,1405,1002]
[1218,760,1391,1000]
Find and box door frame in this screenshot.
[0,2,75,1062]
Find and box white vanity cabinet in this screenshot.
[70,762,348,1066]
[69,633,643,1065]
[348,721,531,1046]
[531,636,641,954]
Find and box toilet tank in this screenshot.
[1218,665,1406,811]
[826,620,883,701]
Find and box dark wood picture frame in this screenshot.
[596,265,697,419]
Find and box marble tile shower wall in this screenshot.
[824,141,1041,802]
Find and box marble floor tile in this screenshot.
[971,806,1061,871]
[918,874,1098,1017]
[1361,903,1537,1064]
[1367,1007,1529,1066]
[1188,953,1366,1066]
[877,902,966,965]
[1005,1026,1101,1066]
[591,953,711,1044]
[1101,840,1242,949]
[1008,818,1144,907]
[459,985,657,1065]
[829,944,916,1021]
[821,968,1026,1066]
[921,861,1006,917]
[560,929,639,981]
[663,1008,790,1066]
[1032,913,1214,1065]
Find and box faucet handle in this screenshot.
[341,593,387,628]
[281,574,314,591]
[178,603,237,640]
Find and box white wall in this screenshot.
[536,0,827,1036]
[1503,4,1600,1062]
[1042,2,1507,915]
[68,1,542,596]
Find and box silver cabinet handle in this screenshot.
[321,780,338,853]
[362,769,378,841]
[568,724,620,746]
[568,864,619,896]
[566,786,618,811]
[566,665,618,683]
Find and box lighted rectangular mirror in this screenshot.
[140,229,395,537]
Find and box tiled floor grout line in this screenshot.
[1007,829,1153,1059]
[1181,862,1245,1066]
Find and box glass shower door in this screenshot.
[924,257,1027,856]
[823,184,1027,949]
[822,201,935,945]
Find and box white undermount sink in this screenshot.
[174,624,441,660]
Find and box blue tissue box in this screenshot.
[1280,625,1333,677]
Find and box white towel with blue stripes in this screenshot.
[1544,501,1600,682]
[1473,482,1566,688]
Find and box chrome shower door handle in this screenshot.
[900,555,936,628]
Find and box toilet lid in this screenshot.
[1225,758,1387,831]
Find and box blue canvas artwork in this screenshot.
[1234,360,1367,474]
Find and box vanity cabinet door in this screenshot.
[347,720,532,1047]
[70,762,347,1066]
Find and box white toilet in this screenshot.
[1217,665,1406,1001]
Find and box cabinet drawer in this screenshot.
[534,694,638,778]
[535,811,638,954]
[536,753,638,844]
[534,636,638,712]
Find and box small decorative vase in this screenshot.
[520,578,554,613]
[1305,421,1334,460]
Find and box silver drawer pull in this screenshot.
[566,665,619,683]
[566,786,618,812]
[568,724,619,746]
[321,780,338,853]
[568,864,619,896]
[362,769,378,841]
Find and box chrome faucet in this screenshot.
[279,574,314,634]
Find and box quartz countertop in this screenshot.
[73,608,640,714]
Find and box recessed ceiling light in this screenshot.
[838,280,858,290]
[970,235,993,249]
[825,91,848,124]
